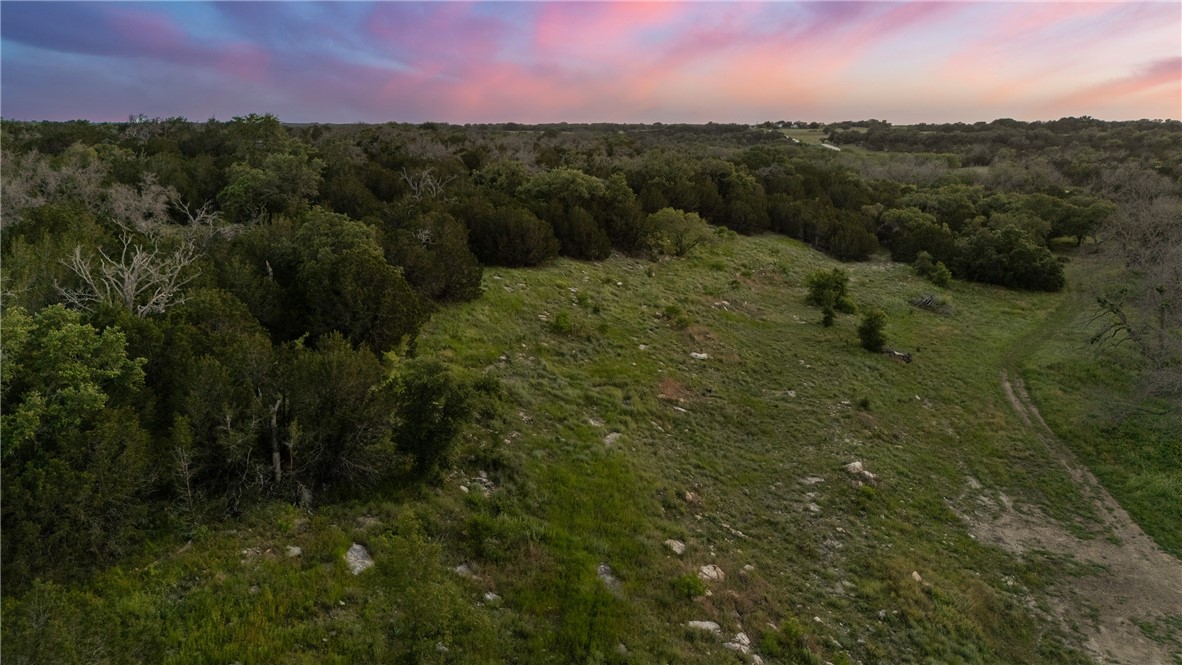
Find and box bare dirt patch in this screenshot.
[961,372,1182,664]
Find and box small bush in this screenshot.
[913,251,952,287]
[805,268,856,314]
[392,358,475,478]
[672,573,707,600]
[858,308,887,352]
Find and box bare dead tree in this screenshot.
[400,167,456,202]
[59,229,199,317]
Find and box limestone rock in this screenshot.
[285,545,303,558]
[664,539,686,555]
[724,631,752,654]
[686,620,721,634]
[698,564,725,582]
[345,543,374,575]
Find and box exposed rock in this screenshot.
[752,655,764,665]
[664,539,686,555]
[345,543,374,575]
[699,564,725,582]
[743,564,755,572]
[911,570,923,583]
[844,460,878,484]
[597,563,621,594]
[807,503,822,513]
[603,432,621,446]
[454,562,474,577]
[356,515,381,528]
[724,631,752,654]
[435,642,448,654]
[285,545,303,558]
[483,591,500,603]
[799,476,825,485]
[686,620,721,634]
[690,352,710,360]
[684,491,700,504]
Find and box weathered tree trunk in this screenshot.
[270,398,283,484]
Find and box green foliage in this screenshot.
[382,211,484,302]
[881,207,955,264]
[1,306,152,584]
[805,268,857,315]
[913,251,953,287]
[284,333,398,489]
[550,205,612,261]
[392,358,475,477]
[672,573,707,599]
[953,226,1065,292]
[643,207,712,258]
[296,207,428,351]
[858,308,888,352]
[461,200,560,267]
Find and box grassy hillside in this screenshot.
[5,233,1141,664]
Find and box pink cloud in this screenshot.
[1046,58,1181,116]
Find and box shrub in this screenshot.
[672,574,707,600]
[805,268,856,314]
[550,206,612,260]
[462,201,560,267]
[393,358,475,478]
[858,308,887,352]
[912,251,952,287]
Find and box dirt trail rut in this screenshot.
[967,371,1182,664]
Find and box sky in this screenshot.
[1,1,1179,125]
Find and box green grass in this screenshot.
[5,234,1131,664]
[1019,253,1182,558]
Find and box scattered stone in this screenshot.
[459,485,469,494]
[664,539,686,555]
[285,545,303,558]
[597,563,621,593]
[743,564,755,572]
[638,344,648,351]
[690,352,710,360]
[603,432,621,446]
[807,503,822,513]
[752,655,765,665]
[684,491,700,504]
[699,564,725,582]
[911,570,923,583]
[249,584,259,595]
[483,591,500,603]
[724,631,752,654]
[588,417,603,427]
[356,515,381,529]
[616,643,629,656]
[787,390,796,398]
[844,460,878,484]
[435,642,449,654]
[345,543,374,575]
[799,476,825,485]
[454,563,474,577]
[686,620,721,634]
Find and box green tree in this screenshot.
[858,308,887,352]
[805,268,857,325]
[1,306,153,584]
[296,208,427,352]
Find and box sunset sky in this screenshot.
[2,1,1179,124]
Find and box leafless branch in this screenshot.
[59,230,200,317]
